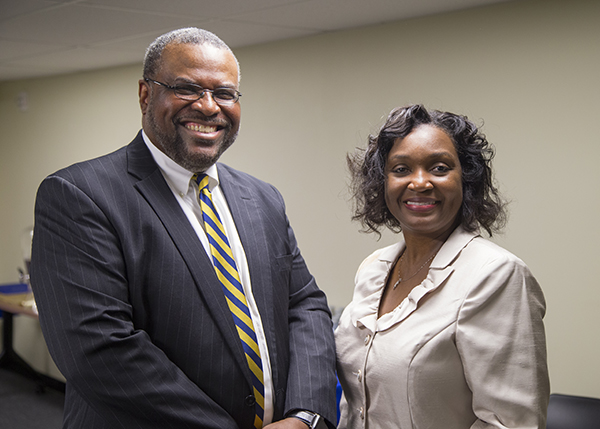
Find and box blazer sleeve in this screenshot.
[455,253,550,429]
[31,173,239,429]
[267,186,338,426]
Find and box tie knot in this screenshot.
[193,173,210,191]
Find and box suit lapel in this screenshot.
[126,134,251,382]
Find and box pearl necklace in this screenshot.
[392,251,437,290]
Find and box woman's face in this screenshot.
[384,124,463,240]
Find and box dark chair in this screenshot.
[546,393,600,429]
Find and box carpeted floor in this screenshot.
[0,368,64,428]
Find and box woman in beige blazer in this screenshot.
[335,105,549,428]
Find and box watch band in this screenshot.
[286,409,327,429]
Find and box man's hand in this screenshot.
[263,417,308,429]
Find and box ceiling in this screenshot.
[0,0,511,83]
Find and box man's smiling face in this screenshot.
[139,43,241,172]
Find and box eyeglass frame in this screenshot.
[144,78,241,106]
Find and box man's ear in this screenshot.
[139,79,150,115]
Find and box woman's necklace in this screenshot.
[392,250,437,290]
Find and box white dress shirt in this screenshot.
[143,131,274,425]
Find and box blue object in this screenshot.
[0,283,30,317]
[336,375,342,424]
[0,283,29,294]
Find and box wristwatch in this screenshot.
[286,409,328,429]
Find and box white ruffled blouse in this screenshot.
[335,226,549,429]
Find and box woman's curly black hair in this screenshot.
[348,104,507,237]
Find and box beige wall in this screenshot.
[1,0,598,397]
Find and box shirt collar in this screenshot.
[142,130,220,193]
[349,226,478,331]
[374,225,479,269]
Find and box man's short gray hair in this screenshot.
[143,27,239,81]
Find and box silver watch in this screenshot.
[287,409,327,429]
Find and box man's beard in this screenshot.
[147,109,238,173]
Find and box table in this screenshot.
[0,283,65,392]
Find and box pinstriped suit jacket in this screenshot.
[30,131,337,429]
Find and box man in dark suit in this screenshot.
[30,27,336,429]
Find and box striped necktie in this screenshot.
[193,173,265,429]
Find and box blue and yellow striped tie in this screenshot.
[193,174,265,429]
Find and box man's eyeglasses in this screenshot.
[145,78,241,106]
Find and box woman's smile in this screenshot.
[404,198,439,211]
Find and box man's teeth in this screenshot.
[186,124,217,133]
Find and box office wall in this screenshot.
[1,0,598,396]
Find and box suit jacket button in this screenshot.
[245,395,256,407]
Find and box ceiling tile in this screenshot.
[233,0,508,31]
[0,0,62,21]
[0,4,203,45]
[5,46,142,71]
[78,0,305,18]
[0,0,511,82]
